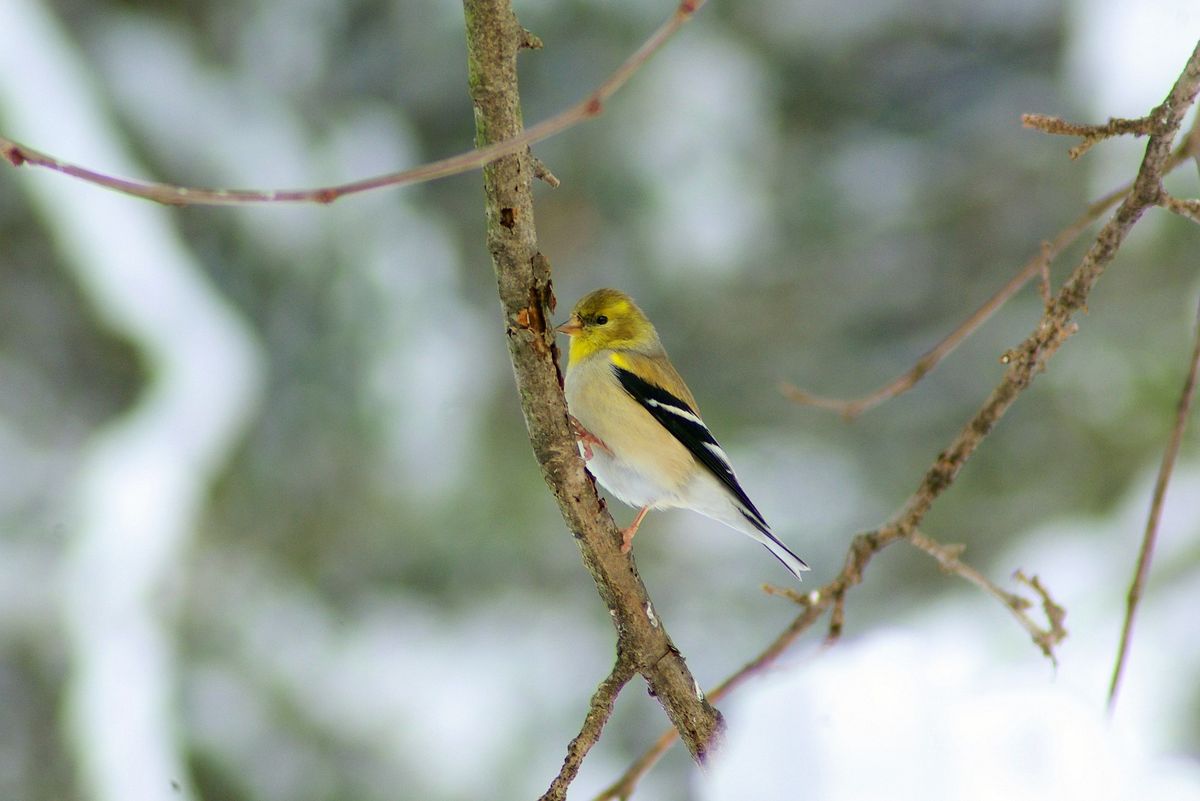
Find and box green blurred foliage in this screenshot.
[1,0,1197,799]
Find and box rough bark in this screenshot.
[462,0,723,763]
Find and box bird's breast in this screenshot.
[564,355,695,504]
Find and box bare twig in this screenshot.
[909,531,1067,662]
[896,43,1200,537]
[1189,116,1200,174]
[781,181,1129,419]
[532,155,561,188]
[1022,112,1157,159]
[1107,297,1200,712]
[782,131,1200,420]
[1159,193,1200,224]
[541,653,637,801]
[592,727,675,801]
[0,1,702,206]
[463,0,720,776]
[600,40,1200,800]
[1014,571,1067,648]
[1038,242,1054,311]
[1020,113,1155,138]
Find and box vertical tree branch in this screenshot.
[462,0,722,765]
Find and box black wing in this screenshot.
[613,365,770,534]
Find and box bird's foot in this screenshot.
[569,415,609,462]
[619,506,650,553]
[619,527,636,553]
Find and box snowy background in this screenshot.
[0,0,1198,799]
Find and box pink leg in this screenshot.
[620,506,650,553]
[570,415,609,461]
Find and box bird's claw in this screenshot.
[569,415,609,462]
[619,526,636,553]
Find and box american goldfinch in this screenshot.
[556,288,809,581]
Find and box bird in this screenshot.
[556,288,809,581]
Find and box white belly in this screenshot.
[584,447,674,510]
[564,352,694,512]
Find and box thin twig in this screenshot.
[1107,297,1200,712]
[532,155,561,188]
[780,181,1129,419]
[1189,116,1200,174]
[1159,193,1200,224]
[1021,113,1155,138]
[1038,242,1054,311]
[1022,112,1157,159]
[781,135,1198,420]
[541,654,637,801]
[0,0,703,206]
[908,531,1067,662]
[1014,571,1067,648]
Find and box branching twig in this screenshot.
[780,182,1126,419]
[909,531,1067,662]
[899,42,1200,535]
[1014,570,1068,650]
[541,653,637,801]
[599,40,1200,800]
[463,0,721,779]
[1159,193,1200,224]
[782,133,1200,420]
[0,1,702,206]
[1022,112,1157,159]
[1107,297,1200,712]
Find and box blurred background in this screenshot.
[0,0,1198,799]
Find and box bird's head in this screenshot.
[556,288,658,365]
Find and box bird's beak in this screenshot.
[555,315,582,337]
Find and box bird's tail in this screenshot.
[694,479,811,581]
[756,529,810,582]
[720,496,806,577]
[735,508,809,581]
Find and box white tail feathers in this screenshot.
[755,529,810,582]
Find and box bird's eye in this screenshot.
[595,315,608,325]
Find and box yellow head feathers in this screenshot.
[557,288,660,366]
